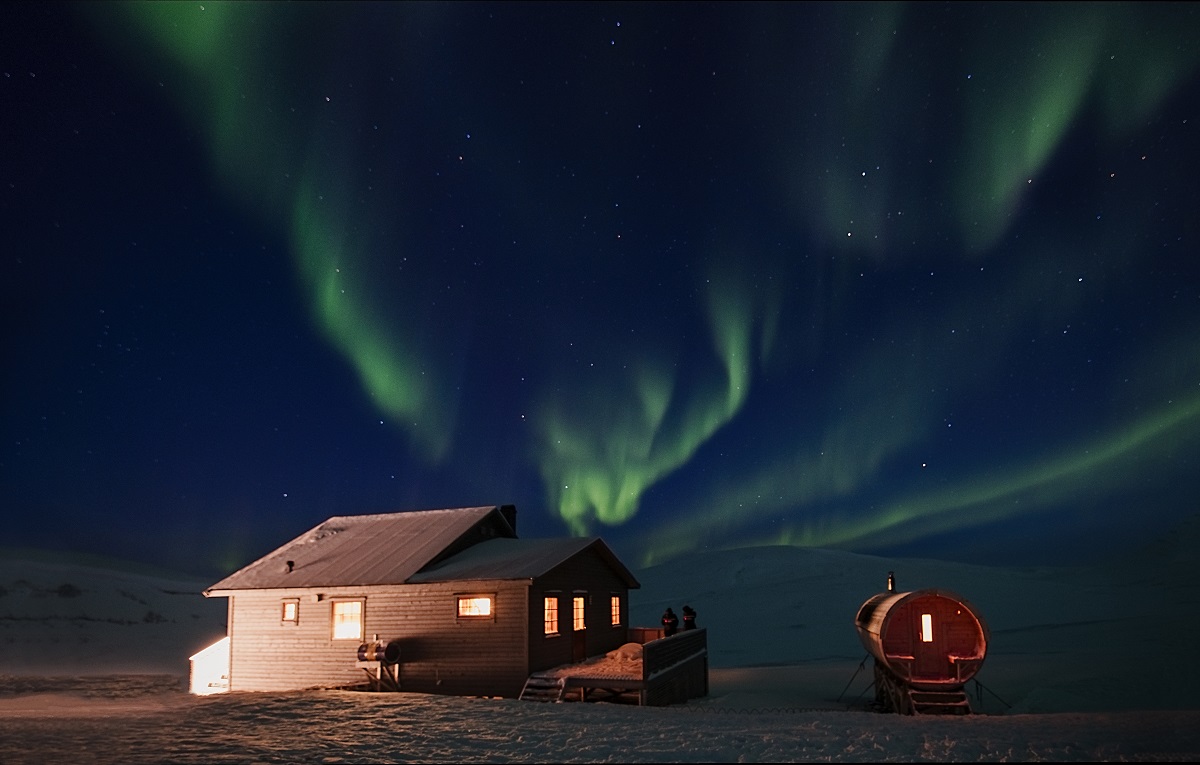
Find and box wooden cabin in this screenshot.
[200,504,641,698]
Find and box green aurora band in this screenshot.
[635,390,1200,568]
[82,3,1200,559]
[953,4,1200,252]
[762,3,1200,256]
[536,268,776,535]
[91,1,455,462]
[549,3,1200,546]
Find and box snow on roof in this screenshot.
[407,536,640,587]
[204,506,509,593]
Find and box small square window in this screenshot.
[281,599,299,624]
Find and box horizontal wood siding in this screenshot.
[642,628,708,706]
[227,591,360,692]
[528,546,631,673]
[226,580,530,696]
[644,657,708,706]
[386,579,529,698]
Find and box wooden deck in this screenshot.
[520,628,708,706]
[561,669,646,703]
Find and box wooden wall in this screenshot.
[225,578,531,696]
[221,544,635,698]
[527,546,632,674]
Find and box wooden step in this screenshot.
[519,674,565,702]
[909,689,971,715]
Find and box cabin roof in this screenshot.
[408,536,641,588]
[205,505,512,593]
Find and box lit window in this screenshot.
[920,613,933,642]
[332,600,363,640]
[573,596,586,631]
[458,596,493,617]
[610,596,621,626]
[281,599,299,624]
[544,597,559,635]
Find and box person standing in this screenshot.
[661,607,679,636]
[682,604,697,630]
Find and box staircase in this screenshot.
[908,689,971,715]
[519,673,566,702]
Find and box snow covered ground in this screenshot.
[2,675,1196,763]
[1,517,1198,762]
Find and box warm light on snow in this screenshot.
[188,636,229,696]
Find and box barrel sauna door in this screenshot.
[911,596,956,680]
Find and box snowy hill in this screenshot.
[0,551,226,675]
[631,539,1200,713]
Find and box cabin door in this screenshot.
[571,595,587,662]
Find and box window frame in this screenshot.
[610,594,622,627]
[543,594,560,637]
[281,598,300,626]
[330,598,365,642]
[572,593,586,631]
[456,593,496,622]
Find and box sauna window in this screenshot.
[281,598,299,625]
[610,595,621,626]
[457,595,494,619]
[331,599,364,641]
[573,595,586,631]
[544,596,559,636]
[920,613,934,642]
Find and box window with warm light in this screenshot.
[920,613,934,642]
[331,600,363,640]
[573,595,586,630]
[457,595,493,618]
[281,599,299,624]
[544,597,559,635]
[610,596,621,626]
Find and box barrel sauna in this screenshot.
[854,583,988,715]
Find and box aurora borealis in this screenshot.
[4,1,1199,576]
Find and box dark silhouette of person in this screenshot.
[682,604,697,630]
[661,607,679,636]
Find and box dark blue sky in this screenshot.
[3,2,1199,577]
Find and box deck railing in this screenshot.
[635,627,708,706]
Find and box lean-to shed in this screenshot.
[200,505,640,697]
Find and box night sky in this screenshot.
[4,2,1199,578]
